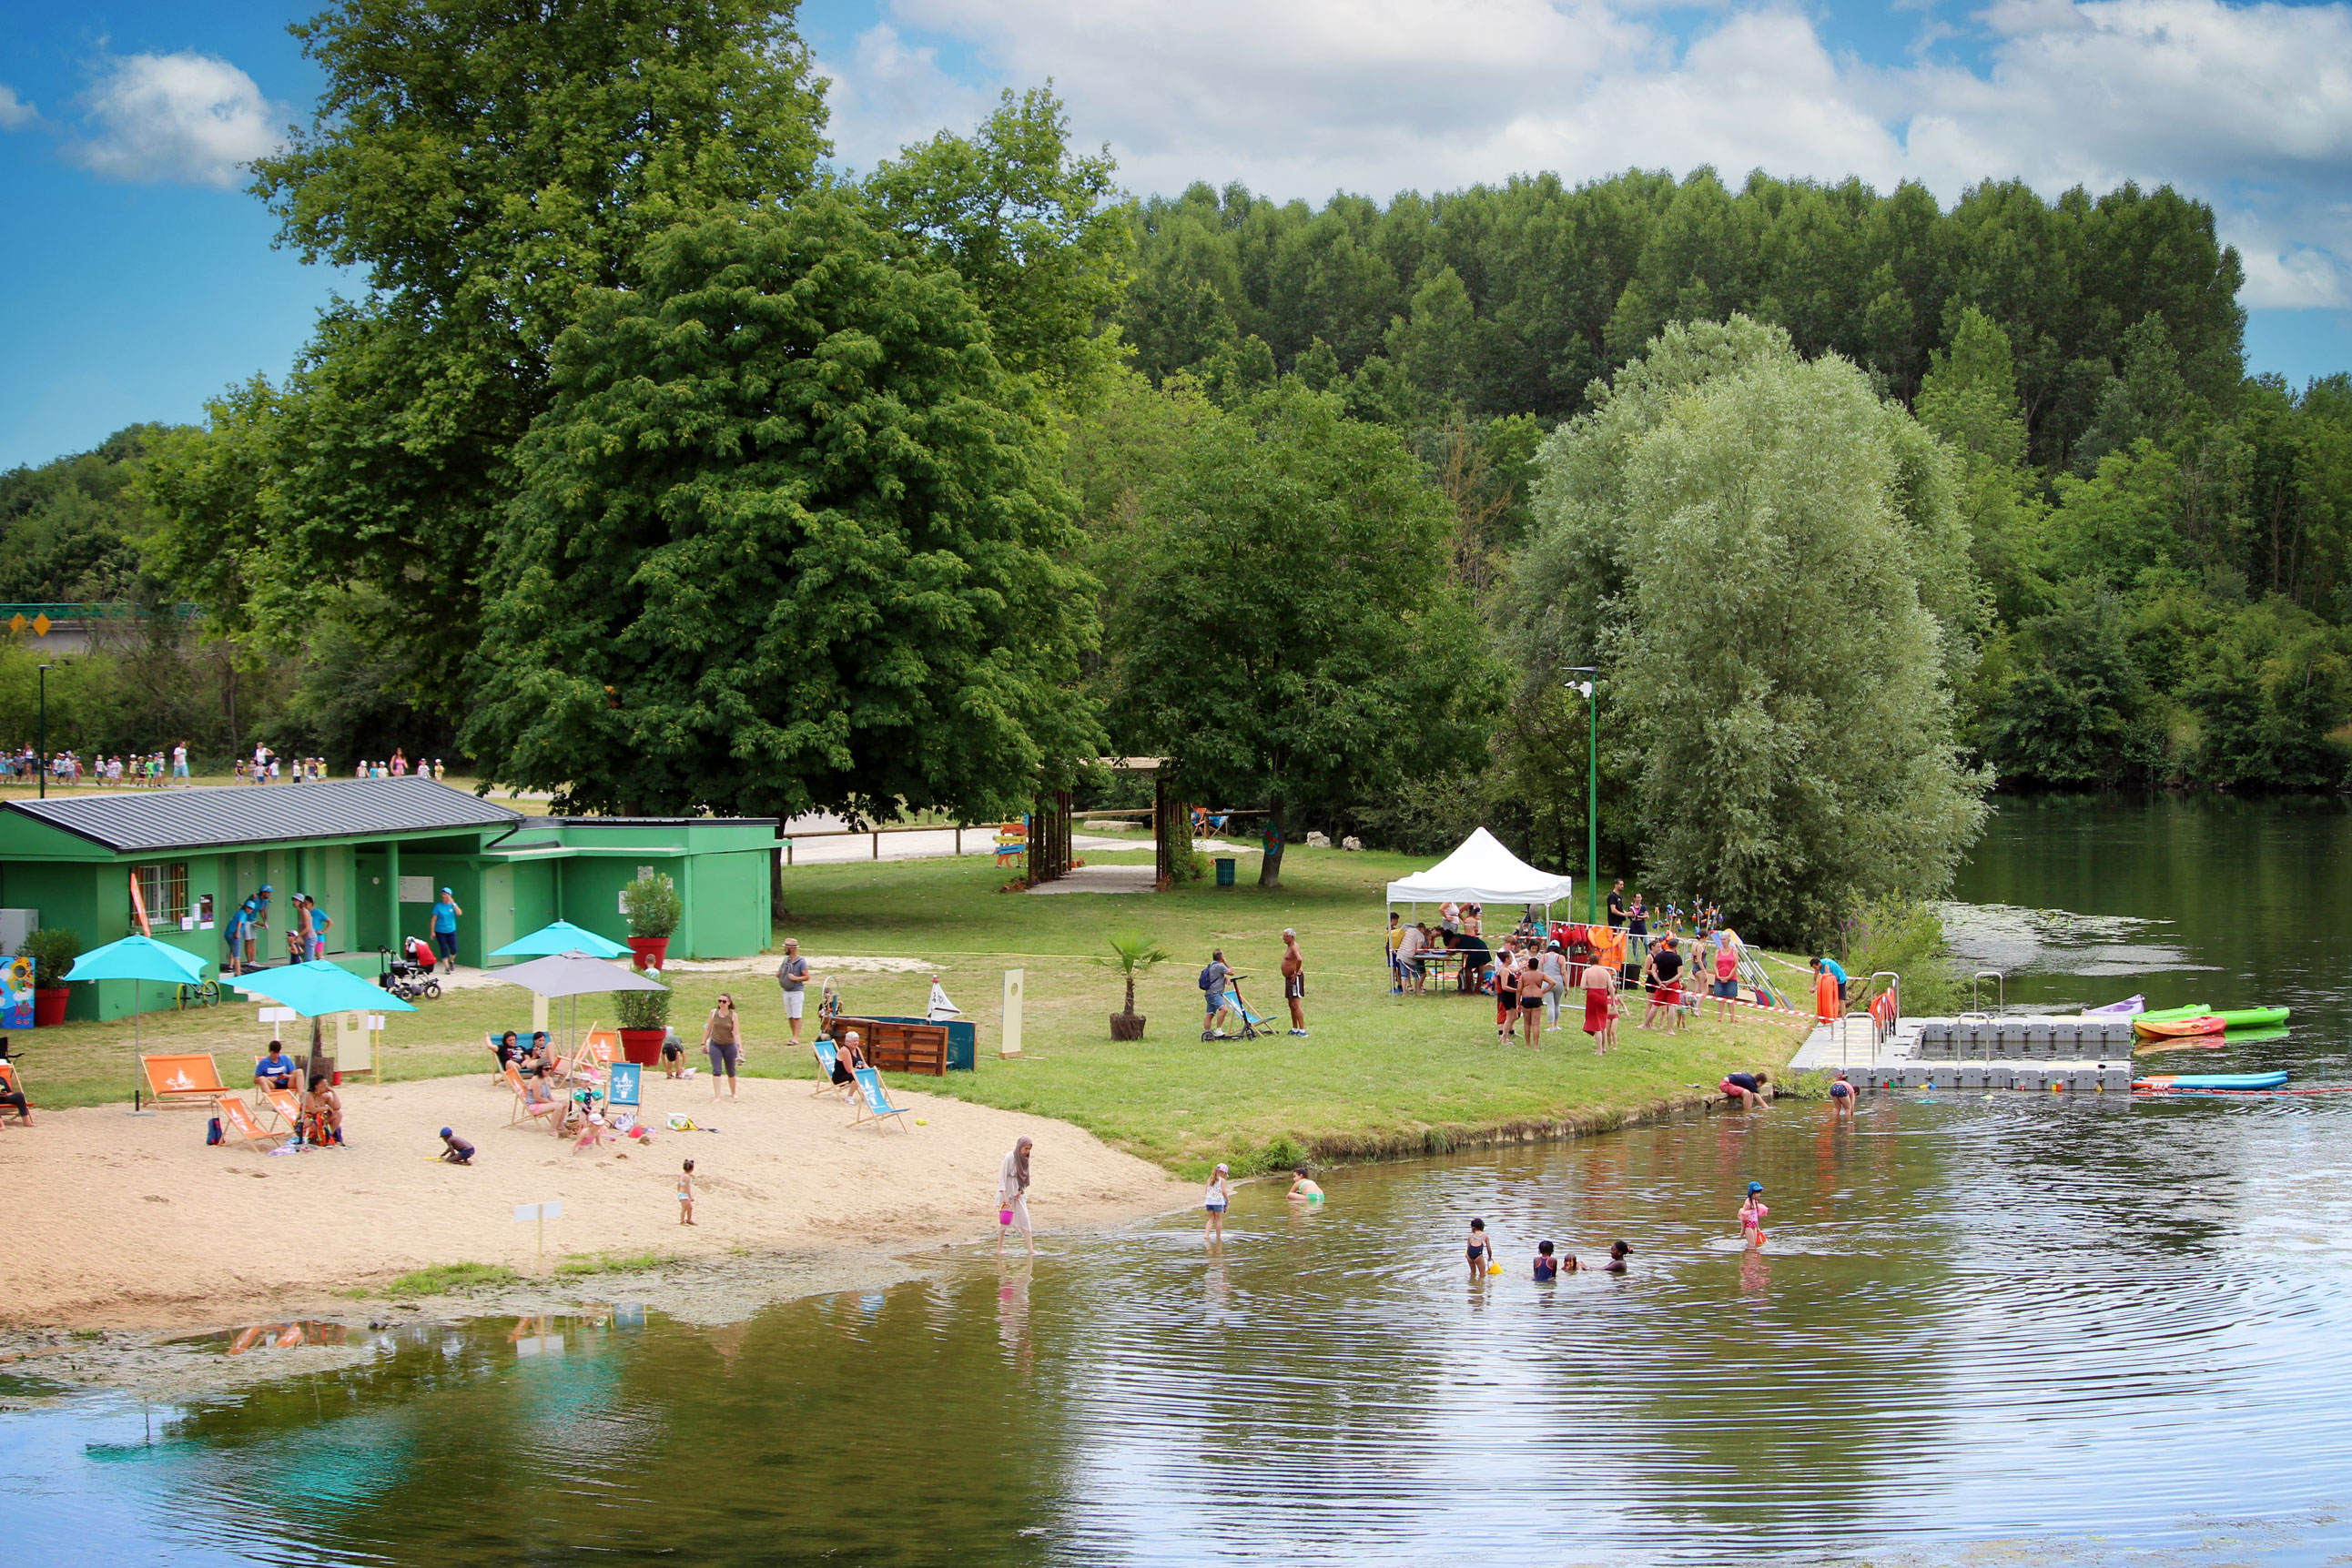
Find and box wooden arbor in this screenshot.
[1027,759,1181,887]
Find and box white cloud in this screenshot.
[831,0,2352,307]
[0,86,37,130]
[817,23,993,174]
[68,52,285,187]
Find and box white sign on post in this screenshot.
[513,1199,563,1259]
[397,875,433,904]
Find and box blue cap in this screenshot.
[259,884,274,893]
[1748,1180,1764,1193]
[440,1128,452,1138]
[441,886,453,895]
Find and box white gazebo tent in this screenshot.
[1385,827,1575,919]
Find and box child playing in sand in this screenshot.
[1738,1181,1769,1248]
[438,1128,474,1165]
[1285,1168,1323,1203]
[678,1158,696,1225]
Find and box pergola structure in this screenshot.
[1026,758,1182,887]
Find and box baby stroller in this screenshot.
[378,938,443,1001]
[1204,972,1274,1041]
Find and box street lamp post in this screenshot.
[36,663,49,799]
[1565,669,1597,924]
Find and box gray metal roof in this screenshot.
[4,776,523,854]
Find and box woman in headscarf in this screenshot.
[998,1137,1035,1257]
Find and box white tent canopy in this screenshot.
[1385,827,1575,907]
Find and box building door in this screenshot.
[482,865,513,966]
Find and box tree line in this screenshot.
[5,0,2344,942]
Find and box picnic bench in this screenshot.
[826,1016,948,1077]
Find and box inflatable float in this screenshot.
[2134,1071,2290,1093]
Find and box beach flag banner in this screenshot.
[1000,969,1024,1058]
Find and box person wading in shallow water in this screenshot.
[999,1137,1035,1257]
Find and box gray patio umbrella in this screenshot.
[493,950,669,1057]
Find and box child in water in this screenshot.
[1738,1181,1769,1248]
[1204,1163,1232,1239]
[1534,1240,1558,1280]
[1466,1218,1493,1278]
[1285,1168,1324,1203]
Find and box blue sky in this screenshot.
[3,0,2348,470]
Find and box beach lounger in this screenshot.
[503,1063,563,1128]
[847,1066,913,1131]
[141,1052,231,1110]
[809,1037,850,1098]
[260,1087,304,1134]
[214,1093,289,1149]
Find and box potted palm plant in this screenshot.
[614,986,671,1066]
[622,872,682,971]
[21,927,81,1027]
[1093,931,1170,1041]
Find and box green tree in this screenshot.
[1511,319,1985,943]
[248,0,831,717]
[1980,585,2155,784]
[1109,379,1502,885]
[1916,307,2050,620]
[464,196,1101,821]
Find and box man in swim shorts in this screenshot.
[1281,928,1308,1037]
[1829,1067,1856,1116]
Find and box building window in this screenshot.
[132,863,191,925]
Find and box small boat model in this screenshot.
[2134,1071,2290,1092]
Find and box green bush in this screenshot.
[621,872,682,939]
[380,1261,518,1297]
[20,927,81,987]
[1840,897,1959,1016]
[615,986,672,1030]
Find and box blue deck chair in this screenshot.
[809,1037,850,1098]
[606,1062,642,1128]
[848,1067,913,1131]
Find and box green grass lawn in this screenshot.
[19,842,1807,1179]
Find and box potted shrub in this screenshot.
[621,871,682,971]
[1093,931,1170,1041]
[614,986,672,1066]
[21,927,80,1027]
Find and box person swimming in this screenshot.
[1466,1218,1491,1278]
[1534,1239,1558,1281]
[1604,1239,1631,1272]
[1739,1181,1769,1248]
[1285,1168,1324,1203]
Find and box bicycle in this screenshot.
[176,978,222,1010]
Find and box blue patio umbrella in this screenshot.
[230,960,418,1078]
[63,935,208,1113]
[492,921,630,961]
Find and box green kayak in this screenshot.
[2208,1007,2290,1029]
[2135,1003,2211,1021]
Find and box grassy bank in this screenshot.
[18,843,1807,1177]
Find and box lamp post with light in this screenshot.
[1564,668,1597,924]
[36,663,49,799]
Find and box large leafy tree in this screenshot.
[464,196,1101,820]
[1109,379,1502,885]
[1507,319,1986,943]
[242,0,831,715]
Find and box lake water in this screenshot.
[8,794,2352,1565]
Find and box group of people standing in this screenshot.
[218,885,337,976]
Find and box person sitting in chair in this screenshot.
[255,1047,299,1092]
[301,1074,343,1146]
[492,1030,523,1077]
[830,1029,866,1096]
[525,1031,557,1079]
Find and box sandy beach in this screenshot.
[3,1064,1186,1329]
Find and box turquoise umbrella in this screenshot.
[229,960,418,1079]
[63,935,208,1114]
[492,921,630,960]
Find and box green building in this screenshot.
[0,778,776,1019]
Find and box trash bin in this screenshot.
[1213,858,1237,886]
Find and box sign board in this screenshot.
[397,875,434,904]
[512,1200,563,1223]
[1000,968,1024,1057]
[336,1009,377,1074]
[607,1061,642,1108]
[258,1007,297,1023]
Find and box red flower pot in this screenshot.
[617,1027,665,1066]
[626,936,669,972]
[34,987,67,1027]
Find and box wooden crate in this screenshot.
[828,1017,948,1077]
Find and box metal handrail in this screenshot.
[1958,969,2003,1023]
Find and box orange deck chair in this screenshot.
[503,1063,563,1128]
[213,1092,289,1149]
[141,1053,231,1110]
